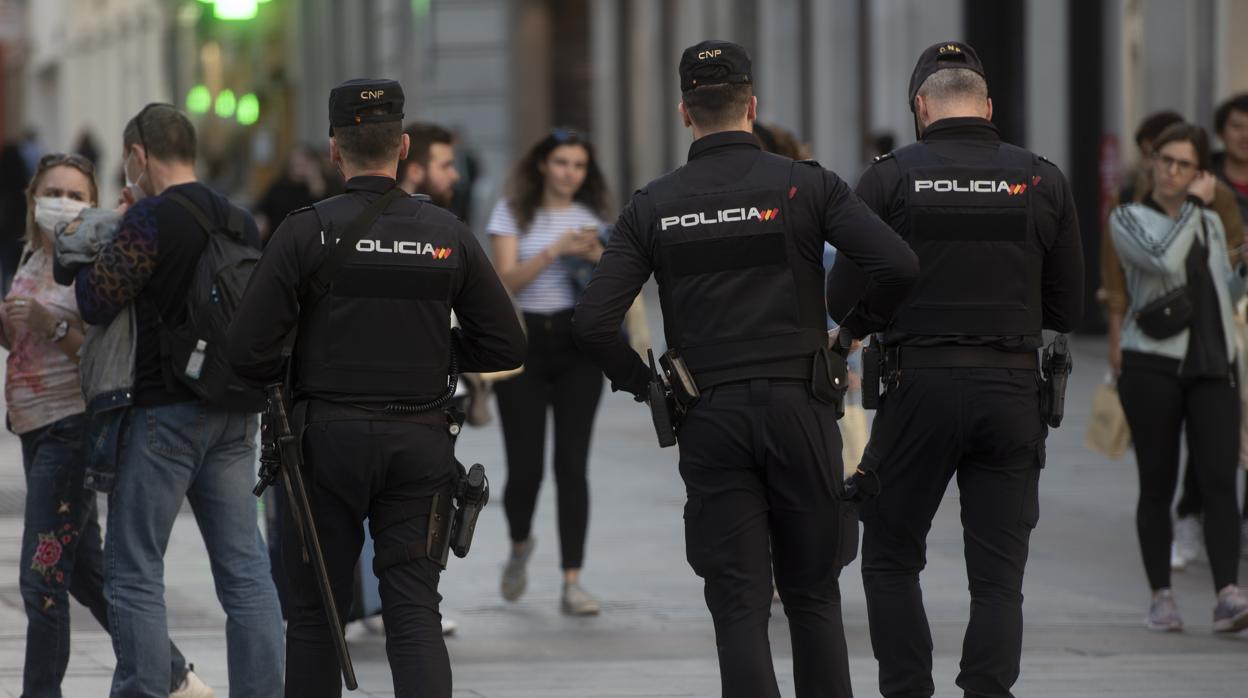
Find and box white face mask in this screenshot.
[123,152,148,201]
[34,196,89,236]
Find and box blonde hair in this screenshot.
[24,153,98,251]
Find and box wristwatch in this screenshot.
[49,319,69,343]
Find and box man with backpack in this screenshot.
[72,103,284,697]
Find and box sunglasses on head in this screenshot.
[549,127,587,144]
[38,152,95,175]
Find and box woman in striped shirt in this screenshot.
[488,128,611,615]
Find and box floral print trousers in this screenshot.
[18,412,188,697]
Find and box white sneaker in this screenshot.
[1173,515,1203,564]
[170,667,214,698]
[501,538,535,602]
[1213,585,1248,633]
[1147,589,1183,632]
[1170,542,1187,571]
[441,617,458,635]
[561,581,601,616]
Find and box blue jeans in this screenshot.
[105,403,284,697]
[19,413,189,697]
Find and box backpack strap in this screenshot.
[165,190,249,242]
[303,186,406,301]
[164,191,215,237]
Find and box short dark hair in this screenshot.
[916,68,988,104]
[1214,93,1248,135]
[1153,122,1211,171]
[1134,110,1183,148]
[123,103,197,163]
[681,83,753,131]
[333,107,403,168]
[402,122,454,169]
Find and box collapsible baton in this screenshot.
[254,384,358,691]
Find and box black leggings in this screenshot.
[1175,459,1201,519]
[1118,357,1241,592]
[1176,454,1248,520]
[495,310,603,570]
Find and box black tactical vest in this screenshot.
[294,192,460,401]
[886,142,1043,339]
[650,153,827,387]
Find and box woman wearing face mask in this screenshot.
[488,128,612,615]
[1110,123,1248,634]
[2,153,209,697]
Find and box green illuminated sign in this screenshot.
[215,89,237,118]
[199,0,271,21]
[186,85,212,114]
[236,93,260,125]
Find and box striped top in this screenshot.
[487,199,604,314]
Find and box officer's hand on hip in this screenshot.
[828,328,861,355]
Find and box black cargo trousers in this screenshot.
[283,408,457,698]
[677,378,856,698]
[859,367,1046,698]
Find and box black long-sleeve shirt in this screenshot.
[572,130,919,397]
[826,117,1084,349]
[227,176,525,399]
[75,182,262,406]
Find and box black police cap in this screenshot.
[679,40,752,92]
[907,41,985,112]
[328,78,405,136]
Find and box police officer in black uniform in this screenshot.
[572,41,919,698]
[825,43,1084,698]
[227,78,525,698]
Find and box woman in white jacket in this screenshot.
[1110,122,1248,634]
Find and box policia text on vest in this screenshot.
[572,39,919,698]
[825,41,1084,698]
[227,78,525,698]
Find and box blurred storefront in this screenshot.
[170,0,291,200]
[10,0,287,204]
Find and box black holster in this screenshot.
[450,462,489,559]
[812,341,850,418]
[647,382,678,448]
[648,349,699,448]
[426,488,454,568]
[1040,334,1072,428]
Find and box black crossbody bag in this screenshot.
[1134,216,1208,340]
[1135,286,1193,339]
